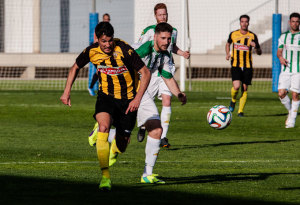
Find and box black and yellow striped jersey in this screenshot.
[227,30,260,68]
[76,38,145,100]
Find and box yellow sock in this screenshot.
[231,87,238,103]
[238,91,248,113]
[111,139,122,154]
[96,132,110,178]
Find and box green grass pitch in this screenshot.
[1,90,300,205]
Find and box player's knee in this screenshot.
[98,124,109,133]
[148,127,162,139]
[278,90,286,99]
[115,129,131,153]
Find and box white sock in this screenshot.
[290,100,300,122]
[160,106,171,139]
[108,128,116,143]
[143,136,160,177]
[279,95,291,112]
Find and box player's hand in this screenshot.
[279,57,288,66]
[183,51,190,59]
[60,93,71,107]
[125,98,140,114]
[178,92,187,105]
[226,53,231,61]
[250,41,256,48]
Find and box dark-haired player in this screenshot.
[60,22,150,191]
[226,14,262,117]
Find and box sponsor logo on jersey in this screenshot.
[98,65,128,75]
[234,43,249,51]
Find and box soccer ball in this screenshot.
[207,105,232,130]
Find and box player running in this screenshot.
[134,22,187,184]
[136,3,190,147]
[88,22,187,184]
[226,14,262,117]
[60,22,150,191]
[277,12,300,128]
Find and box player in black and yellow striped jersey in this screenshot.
[226,14,262,117]
[60,22,151,191]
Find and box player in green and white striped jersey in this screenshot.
[134,22,187,184]
[135,3,190,148]
[277,12,300,128]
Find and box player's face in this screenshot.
[103,15,110,22]
[154,31,171,51]
[98,35,114,54]
[289,17,300,32]
[240,18,249,31]
[155,9,168,23]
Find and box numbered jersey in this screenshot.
[278,31,300,73]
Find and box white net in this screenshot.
[0,0,299,92]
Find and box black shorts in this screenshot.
[231,67,253,85]
[94,92,137,133]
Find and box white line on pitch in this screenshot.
[1,160,300,165]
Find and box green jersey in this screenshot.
[278,30,300,73]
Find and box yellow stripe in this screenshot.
[111,75,121,99]
[124,71,134,99]
[100,72,108,95]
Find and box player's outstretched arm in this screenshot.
[126,66,151,114]
[172,44,190,59]
[60,63,80,107]
[162,77,187,105]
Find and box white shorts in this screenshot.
[278,72,300,93]
[148,64,176,100]
[137,91,160,127]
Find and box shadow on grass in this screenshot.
[168,140,294,151]
[278,187,300,190]
[245,112,300,117]
[0,175,294,205]
[160,172,300,185]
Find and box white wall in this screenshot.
[5,0,33,53]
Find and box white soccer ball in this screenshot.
[207,105,232,130]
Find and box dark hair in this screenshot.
[155,22,173,34]
[239,14,250,22]
[154,3,167,15]
[95,22,114,39]
[290,12,300,20]
[103,13,110,18]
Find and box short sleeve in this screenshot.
[76,47,91,68]
[121,42,145,72]
[227,32,233,44]
[253,33,261,49]
[278,34,284,49]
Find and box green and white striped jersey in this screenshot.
[138,24,178,56]
[278,30,300,73]
[133,40,173,79]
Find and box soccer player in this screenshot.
[134,22,187,184]
[60,22,151,191]
[88,13,112,96]
[136,3,190,148]
[277,12,300,128]
[226,14,262,117]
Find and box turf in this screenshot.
[1,90,300,205]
